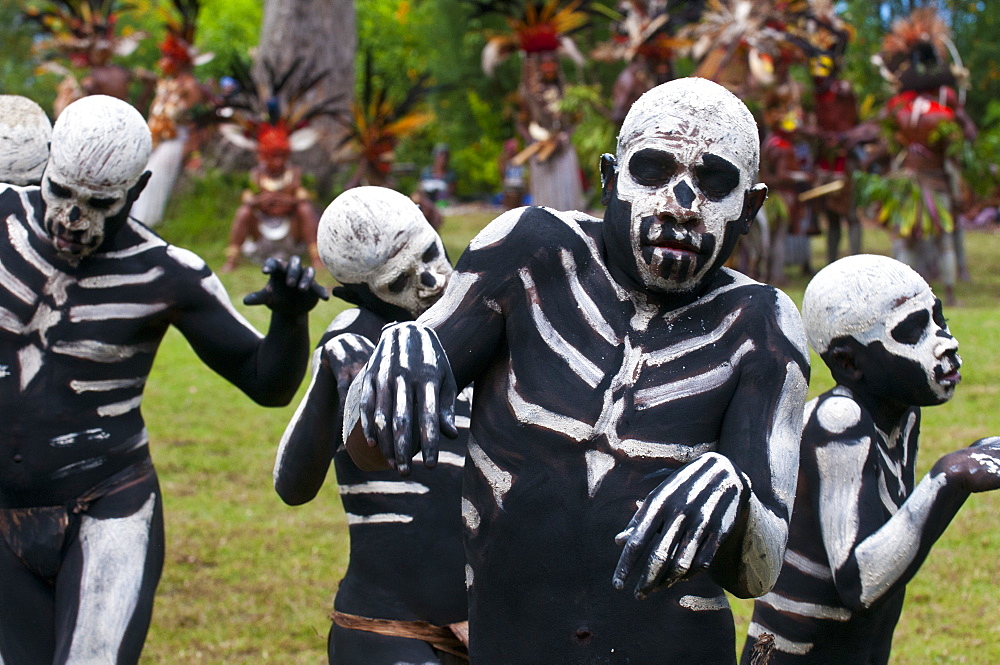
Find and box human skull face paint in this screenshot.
[318,186,452,317]
[41,95,151,260]
[803,255,961,406]
[42,162,130,259]
[605,78,761,294]
[868,288,961,405]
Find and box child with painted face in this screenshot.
[0,95,325,665]
[742,254,1000,664]
[274,187,470,664]
[348,78,810,663]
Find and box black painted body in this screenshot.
[0,184,313,664]
[425,207,807,663]
[276,305,470,664]
[741,385,969,664]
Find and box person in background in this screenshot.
[413,143,457,230]
[275,187,470,664]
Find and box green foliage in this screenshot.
[561,83,617,205]
[840,1,1000,123]
[945,100,1000,198]
[355,0,522,199]
[853,170,925,230]
[190,0,262,82]
[1,3,57,110]
[157,168,247,258]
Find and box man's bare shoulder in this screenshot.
[693,269,810,361]
[804,387,875,449]
[466,205,601,255]
[319,307,385,347]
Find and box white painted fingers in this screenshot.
[359,322,457,475]
[612,452,748,599]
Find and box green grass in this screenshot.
[139,188,1000,664]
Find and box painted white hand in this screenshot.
[612,452,748,598]
[937,436,1000,494]
[359,322,457,475]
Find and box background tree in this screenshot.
[256,0,356,196]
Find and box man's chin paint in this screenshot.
[603,184,763,296]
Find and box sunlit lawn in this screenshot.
[139,184,999,663]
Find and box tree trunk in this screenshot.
[256,0,356,198]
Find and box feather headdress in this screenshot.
[158,0,212,68]
[24,0,145,68]
[219,56,343,156]
[875,6,967,92]
[472,0,594,76]
[682,0,810,87]
[591,1,688,63]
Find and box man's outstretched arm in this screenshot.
[174,255,327,407]
[819,433,1000,611]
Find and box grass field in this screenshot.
[138,191,999,664]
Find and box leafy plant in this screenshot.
[560,82,616,206]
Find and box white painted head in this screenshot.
[606,76,764,294]
[803,254,961,403]
[318,186,452,316]
[42,95,152,260]
[0,95,53,186]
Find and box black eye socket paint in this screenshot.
[49,180,73,198]
[931,299,948,329]
[88,197,118,211]
[695,154,740,201]
[890,310,930,345]
[628,149,678,187]
[422,243,440,262]
[388,273,410,294]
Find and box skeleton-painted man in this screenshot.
[0,95,52,187]
[350,77,809,663]
[0,95,325,665]
[741,254,1000,664]
[274,187,469,664]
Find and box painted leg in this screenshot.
[953,222,970,282]
[825,211,841,265]
[0,524,58,664]
[55,479,164,665]
[847,214,862,256]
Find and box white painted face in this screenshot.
[876,287,961,403]
[610,77,760,293]
[42,95,152,260]
[803,254,961,404]
[318,186,452,316]
[0,95,52,186]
